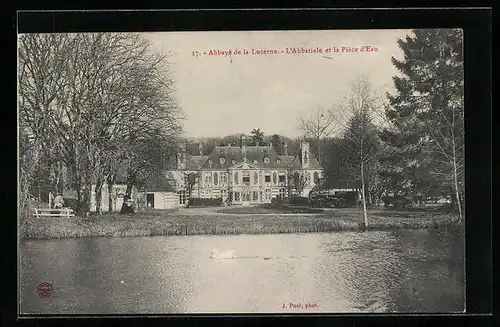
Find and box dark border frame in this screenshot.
[6,8,492,327]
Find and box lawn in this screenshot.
[19,206,460,240]
[217,203,324,214]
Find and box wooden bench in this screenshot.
[33,208,75,218]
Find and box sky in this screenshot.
[145,29,412,139]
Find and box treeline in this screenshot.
[19,33,183,217]
[300,29,464,226]
[184,129,340,160]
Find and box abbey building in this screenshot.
[168,135,324,206]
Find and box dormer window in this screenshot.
[276,159,281,164]
[264,157,270,164]
[231,159,236,165]
[208,159,213,165]
[253,160,258,164]
[220,157,226,164]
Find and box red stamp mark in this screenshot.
[37,282,53,298]
[282,302,319,309]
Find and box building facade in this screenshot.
[170,135,324,206]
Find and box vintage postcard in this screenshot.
[18,29,465,314]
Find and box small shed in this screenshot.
[140,174,179,210]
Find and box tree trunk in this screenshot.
[78,183,92,217]
[317,137,321,164]
[125,168,136,199]
[107,174,115,213]
[360,161,369,228]
[452,139,463,224]
[453,165,463,223]
[94,180,103,215]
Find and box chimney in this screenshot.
[198,142,203,155]
[301,141,310,168]
[283,142,288,155]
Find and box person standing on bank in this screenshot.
[120,194,135,214]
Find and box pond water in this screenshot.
[20,228,464,314]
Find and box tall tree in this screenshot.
[270,134,284,154]
[286,169,307,198]
[336,76,383,228]
[299,106,337,164]
[382,29,464,222]
[250,128,264,146]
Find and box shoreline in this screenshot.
[19,208,461,241]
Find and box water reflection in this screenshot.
[20,229,464,314]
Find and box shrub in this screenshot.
[63,198,78,212]
[288,196,309,206]
[271,197,286,205]
[189,197,223,207]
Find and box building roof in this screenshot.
[284,154,322,170]
[199,146,299,170]
[177,144,323,171]
[184,155,209,170]
[144,172,176,192]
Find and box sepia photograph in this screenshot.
[18,28,465,314]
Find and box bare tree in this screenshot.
[335,75,385,228]
[419,90,464,222]
[18,33,183,217]
[286,169,307,198]
[299,106,337,164]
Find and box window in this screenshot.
[179,190,186,205]
[214,172,218,185]
[205,174,212,185]
[220,157,225,164]
[253,171,258,184]
[243,171,250,185]
[221,189,227,199]
[265,189,272,201]
[209,159,213,165]
[304,151,308,164]
[234,172,239,184]
[265,174,271,183]
[234,191,240,201]
[231,159,236,165]
[279,174,286,183]
[272,172,277,185]
[221,172,227,184]
[252,191,259,201]
[276,159,281,164]
[279,188,286,199]
[264,157,270,164]
[314,171,319,183]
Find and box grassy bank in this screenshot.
[217,204,324,214]
[19,207,460,240]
